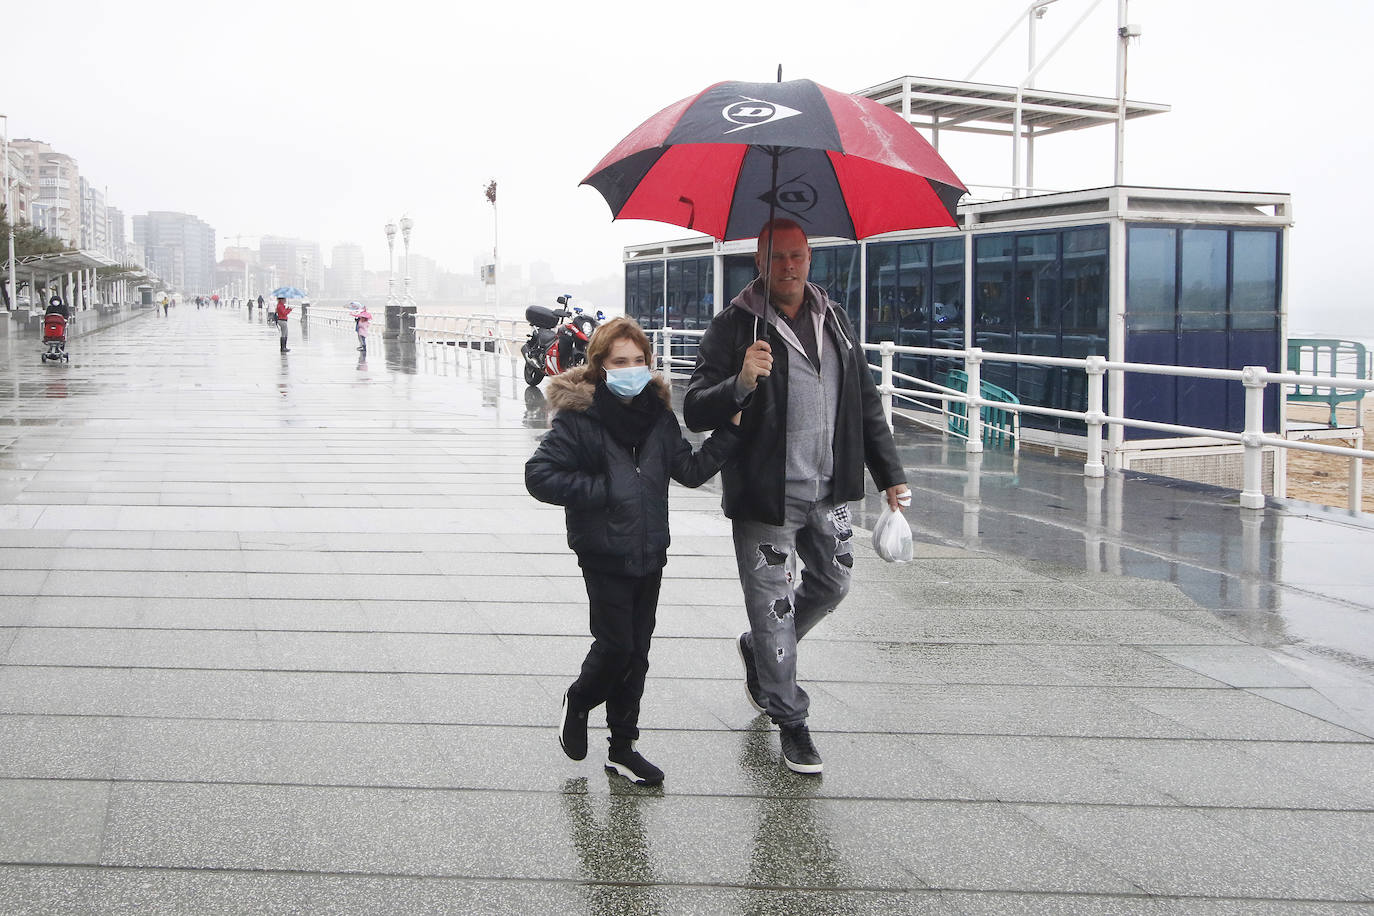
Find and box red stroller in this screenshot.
[41,313,69,363]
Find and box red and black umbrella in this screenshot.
[581,78,967,242]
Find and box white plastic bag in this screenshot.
[872,505,914,564]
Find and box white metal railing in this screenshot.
[413,312,1374,513]
[414,311,526,356]
[646,328,1374,513]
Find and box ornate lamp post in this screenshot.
[383,220,398,339]
[2,114,15,314]
[397,215,415,337]
[299,254,310,318]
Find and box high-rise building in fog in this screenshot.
[132,211,216,292]
[406,253,438,301]
[330,243,364,299]
[106,206,127,262]
[79,178,107,255]
[12,139,80,245]
[260,236,322,294]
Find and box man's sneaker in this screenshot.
[779,724,823,775]
[737,633,767,713]
[559,689,588,761]
[605,741,664,786]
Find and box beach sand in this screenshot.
[1285,401,1373,513]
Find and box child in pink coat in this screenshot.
[349,301,372,353]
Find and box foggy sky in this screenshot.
[6,0,1371,334]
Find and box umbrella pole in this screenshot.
[757,146,780,342]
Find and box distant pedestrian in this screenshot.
[162,297,169,317]
[257,294,264,312]
[246,297,253,319]
[348,300,371,354]
[275,297,292,352]
[525,317,741,786]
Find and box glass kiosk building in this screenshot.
[620,77,1292,488]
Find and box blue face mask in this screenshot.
[605,365,653,398]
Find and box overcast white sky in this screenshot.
[7,0,1372,334]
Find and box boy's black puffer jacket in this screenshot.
[525,366,739,577]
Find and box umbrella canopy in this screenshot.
[582,79,967,242]
[272,286,306,299]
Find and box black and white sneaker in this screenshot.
[559,689,588,761]
[605,741,664,786]
[737,633,767,713]
[780,724,823,775]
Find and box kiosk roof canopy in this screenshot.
[857,75,1170,138]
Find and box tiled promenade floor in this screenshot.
[1,304,1372,914]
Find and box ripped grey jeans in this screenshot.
[732,495,853,727]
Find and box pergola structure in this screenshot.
[855,75,1169,198]
[3,249,155,312]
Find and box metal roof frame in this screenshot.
[858,76,1168,136]
[4,249,114,280]
[855,75,1170,198]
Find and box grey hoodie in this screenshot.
[732,279,845,501]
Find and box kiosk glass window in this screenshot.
[625,262,664,327]
[1179,228,1227,330]
[663,256,714,329]
[1231,230,1279,330]
[974,235,1016,389]
[1126,227,1176,331]
[723,255,757,311]
[810,244,860,331]
[931,238,965,348]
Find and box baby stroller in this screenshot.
[41,312,69,363]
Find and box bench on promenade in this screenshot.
[1286,338,1368,428]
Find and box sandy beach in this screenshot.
[1285,400,1373,513]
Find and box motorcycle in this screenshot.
[520,295,602,386]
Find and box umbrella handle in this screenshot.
[755,146,780,344]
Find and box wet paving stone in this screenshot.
[0,307,1372,911]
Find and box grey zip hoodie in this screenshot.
[731,279,845,502]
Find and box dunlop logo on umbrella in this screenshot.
[723,97,801,134]
[760,176,819,219]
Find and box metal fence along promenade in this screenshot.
[414,310,1374,512]
[2,305,1373,914]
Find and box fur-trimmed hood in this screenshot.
[545,365,673,413]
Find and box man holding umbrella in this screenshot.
[684,218,910,775]
[583,76,964,773]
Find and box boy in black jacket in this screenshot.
[526,317,740,785]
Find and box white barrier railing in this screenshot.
[415,312,1373,513]
[647,328,1372,513]
[414,311,526,356]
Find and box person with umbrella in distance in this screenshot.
[684,218,910,775]
[348,300,372,354]
[274,296,292,352]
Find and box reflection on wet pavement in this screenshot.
[1,305,1372,912]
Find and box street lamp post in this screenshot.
[300,254,309,318]
[383,220,399,339]
[397,215,415,338]
[2,114,16,314]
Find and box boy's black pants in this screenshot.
[569,568,662,744]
